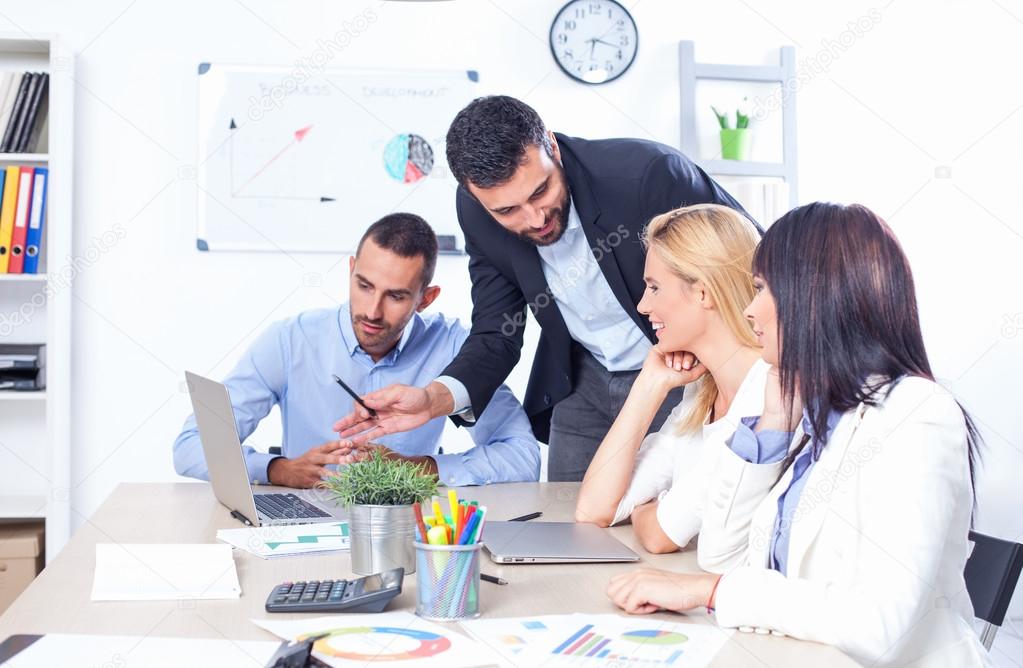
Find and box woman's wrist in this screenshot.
[706,573,724,612]
[633,371,675,399]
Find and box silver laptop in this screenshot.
[482,521,640,564]
[185,370,346,527]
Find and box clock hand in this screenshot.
[592,38,619,48]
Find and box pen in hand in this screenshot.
[332,374,378,419]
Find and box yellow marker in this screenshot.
[427,525,448,546]
[431,497,443,526]
[447,490,459,535]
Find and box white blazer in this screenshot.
[611,359,770,548]
[698,376,990,667]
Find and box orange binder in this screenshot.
[0,165,21,273]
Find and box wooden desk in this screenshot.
[0,483,858,666]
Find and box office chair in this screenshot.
[965,530,1023,650]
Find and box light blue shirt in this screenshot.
[536,199,650,372]
[173,305,540,487]
[728,410,843,576]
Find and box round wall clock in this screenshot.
[550,0,639,85]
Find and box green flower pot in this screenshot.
[720,128,753,161]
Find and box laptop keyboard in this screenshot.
[255,493,331,521]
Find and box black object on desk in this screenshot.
[265,568,403,614]
[265,632,331,668]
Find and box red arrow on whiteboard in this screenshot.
[233,125,313,196]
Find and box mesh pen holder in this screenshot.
[414,541,482,621]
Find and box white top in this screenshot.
[611,358,770,547]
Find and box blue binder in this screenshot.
[23,166,46,275]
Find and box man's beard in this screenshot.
[351,314,398,351]
[517,181,572,248]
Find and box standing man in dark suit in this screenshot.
[334,95,755,481]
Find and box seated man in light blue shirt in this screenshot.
[173,213,540,488]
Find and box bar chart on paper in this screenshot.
[538,616,732,667]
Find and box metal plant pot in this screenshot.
[348,503,417,575]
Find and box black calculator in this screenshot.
[265,567,404,613]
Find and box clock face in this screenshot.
[549,0,639,85]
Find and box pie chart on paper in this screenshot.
[383,133,435,184]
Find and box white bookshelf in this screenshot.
[0,34,72,564]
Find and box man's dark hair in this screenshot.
[356,213,438,289]
[446,95,553,188]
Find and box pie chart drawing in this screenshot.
[384,133,435,184]
[301,625,451,661]
[620,629,688,645]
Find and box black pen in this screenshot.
[481,573,508,585]
[508,511,542,522]
[332,374,378,419]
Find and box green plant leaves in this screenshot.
[321,450,439,507]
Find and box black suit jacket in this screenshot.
[442,133,758,442]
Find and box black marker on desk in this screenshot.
[508,511,542,522]
[332,374,378,419]
[481,573,508,585]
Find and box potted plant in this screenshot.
[712,98,752,161]
[323,449,438,575]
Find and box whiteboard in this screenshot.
[196,63,478,252]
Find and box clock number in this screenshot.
[575,7,586,18]
[556,33,568,44]
[563,19,577,30]
[590,3,602,13]
[619,34,630,46]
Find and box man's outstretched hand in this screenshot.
[332,381,455,444]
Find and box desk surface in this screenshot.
[0,482,858,667]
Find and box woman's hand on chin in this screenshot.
[637,345,707,394]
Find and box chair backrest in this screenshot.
[965,530,1023,626]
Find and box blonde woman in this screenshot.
[575,203,769,553]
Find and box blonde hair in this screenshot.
[642,203,760,434]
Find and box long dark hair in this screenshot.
[754,202,979,493]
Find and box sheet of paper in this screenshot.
[253,611,502,667]
[3,634,279,667]
[91,543,241,601]
[460,615,579,667]
[512,614,733,667]
[217,521,349,559]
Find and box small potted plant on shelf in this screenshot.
[323,449,438,575]
[712,98,752,161]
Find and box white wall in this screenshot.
[3,0,1021,608]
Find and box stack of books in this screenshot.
[0,71,48,154]
[0,343,45,392]
[0,164,48,274]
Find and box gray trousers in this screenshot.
[547,344,684,482]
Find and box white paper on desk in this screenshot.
[91,543,241,601]
[511,613,733,667]
[253,611,503,667]
[3,634,280,667]
[460,614,581,667]
[217,521,350,559]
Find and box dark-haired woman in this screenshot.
[605,203,989,667]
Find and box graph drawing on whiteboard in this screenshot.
[196,64,478,252]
